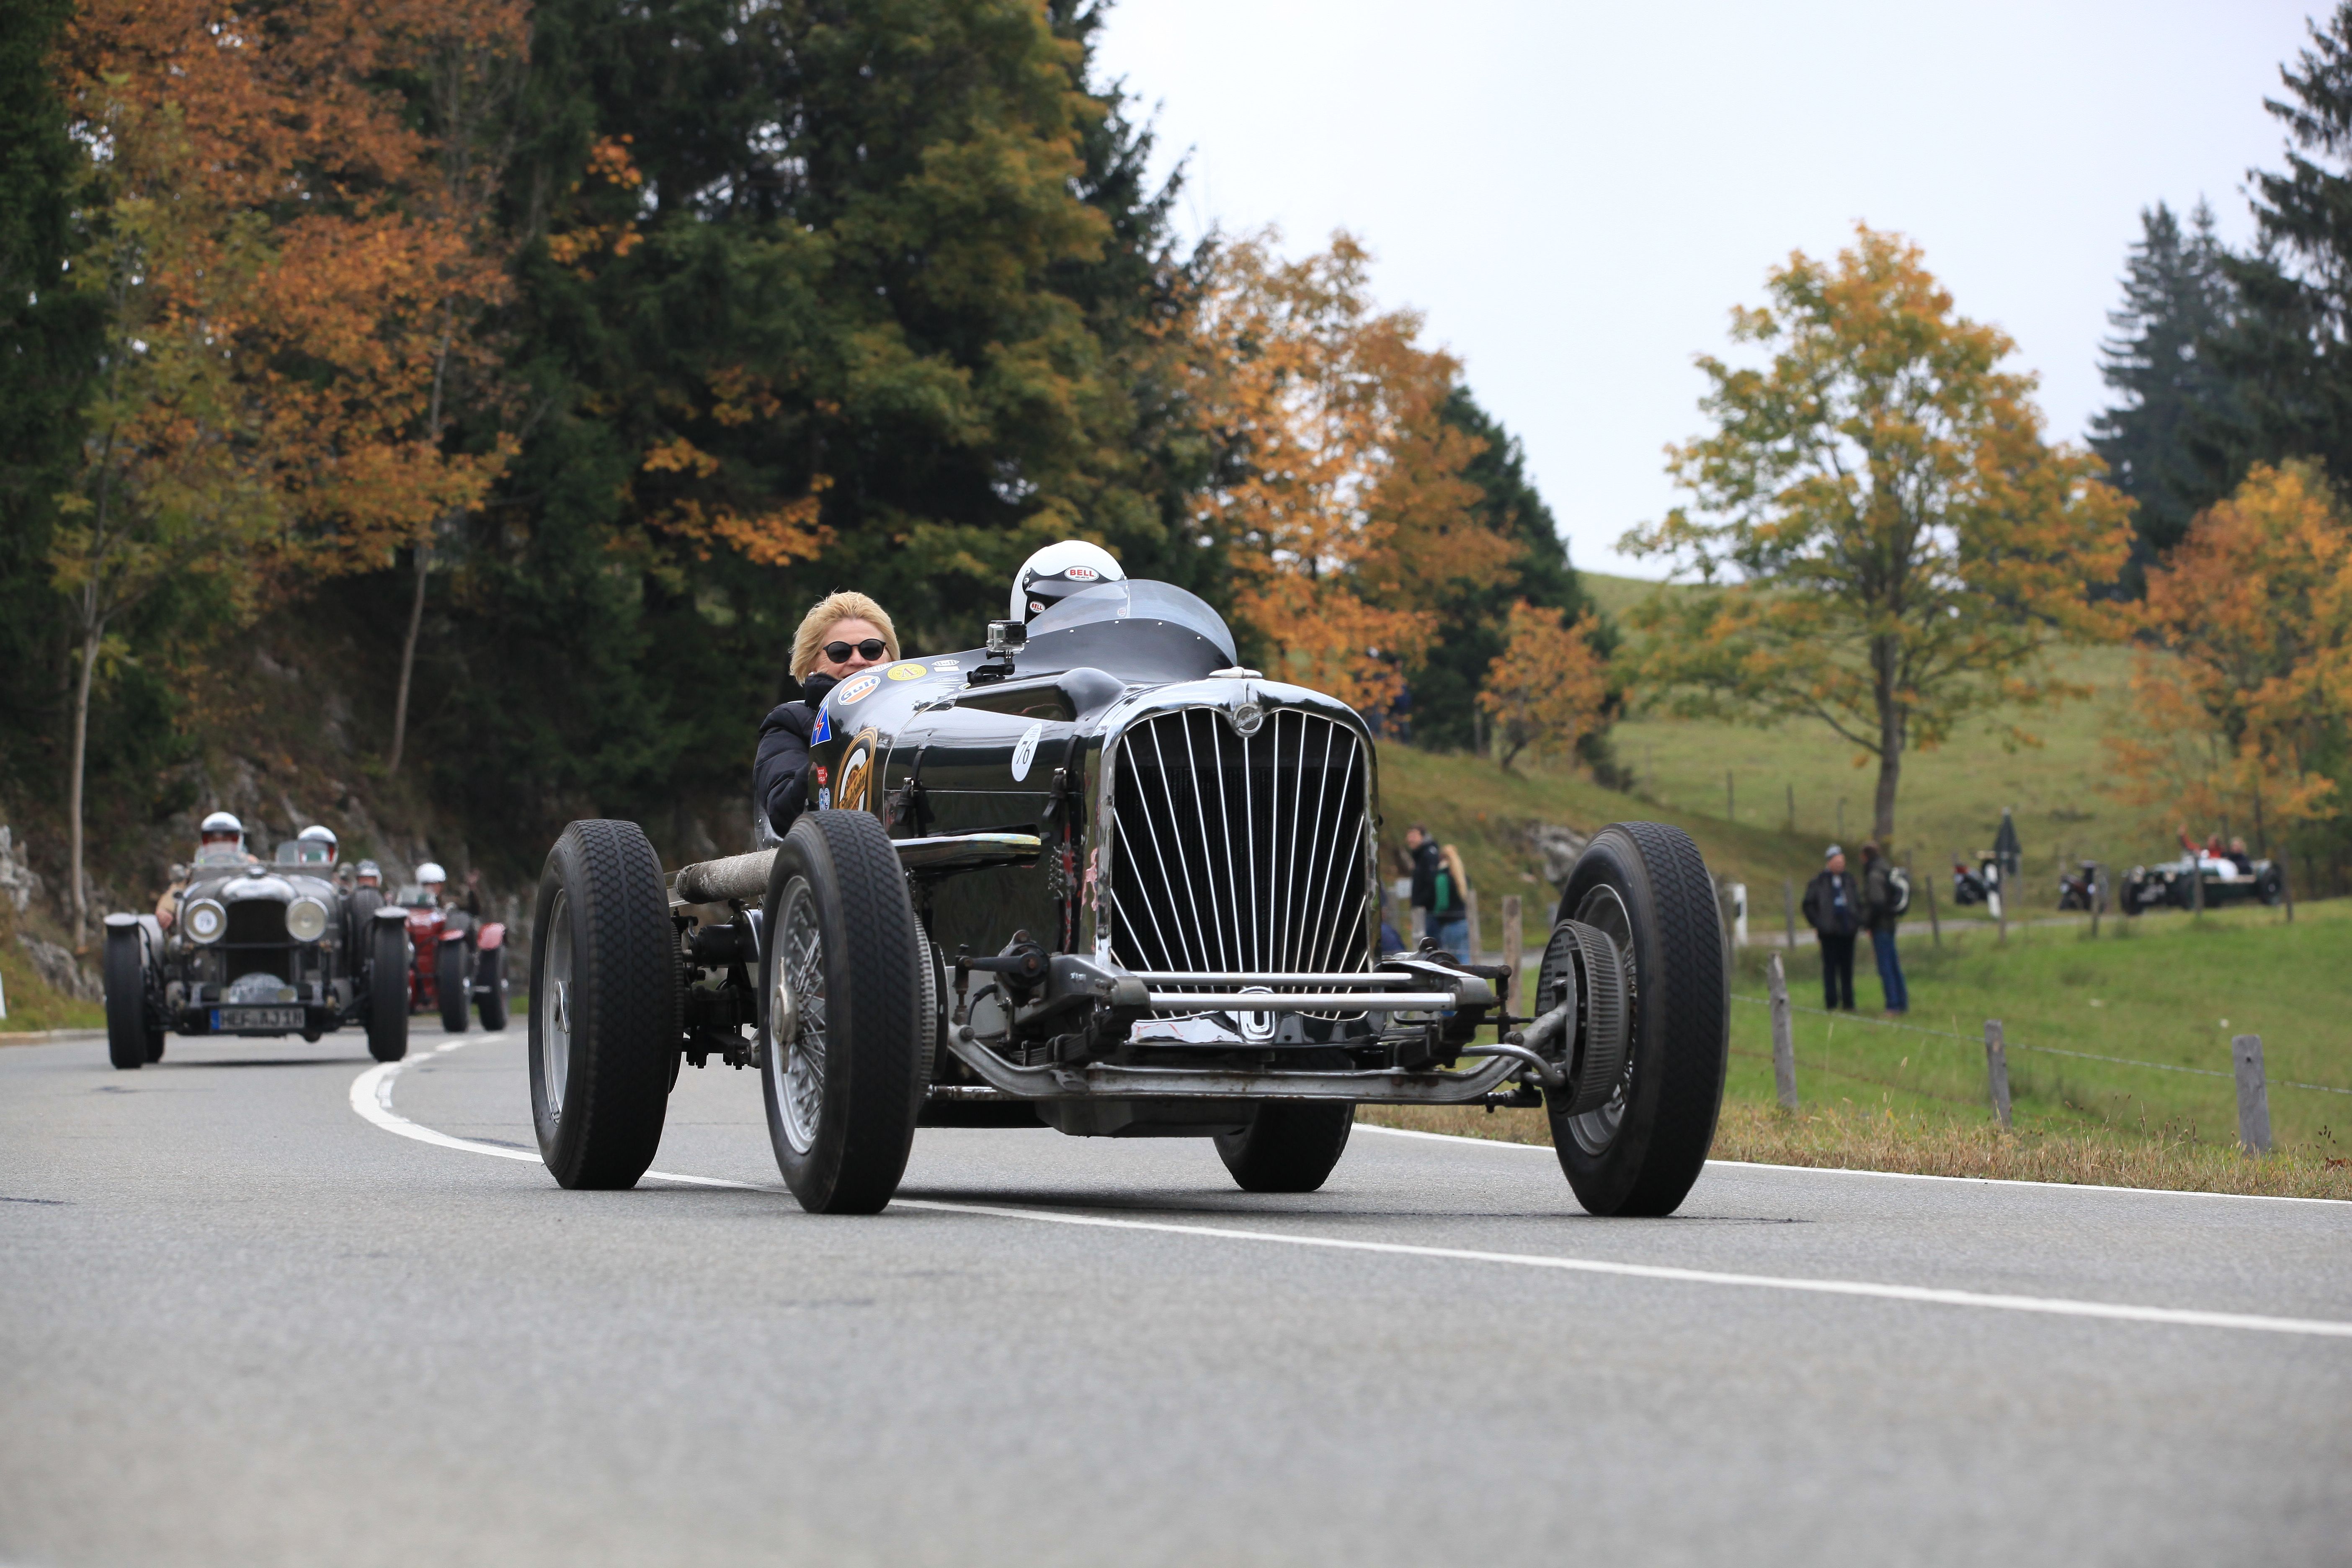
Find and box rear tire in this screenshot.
[1215,1102,1354,1192]
[759,811,928,1214]
[476,946,509,1032]
[529,820,676,1189]
[103,928,150,1071]
[438,943,469,1033]
[367,919,410,1063]
[1546,823,1728,1217]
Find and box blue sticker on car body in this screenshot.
[810,709,831,745]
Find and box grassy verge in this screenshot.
[1354,895,2351,1200]
[0,911,104,1035]
[1355,1103,2352,1200]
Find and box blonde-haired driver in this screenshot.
[754,592,902,837]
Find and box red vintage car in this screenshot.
[396,887,510,1032]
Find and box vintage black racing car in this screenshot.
[527,580,1729,1215]
[103,833,410,1068]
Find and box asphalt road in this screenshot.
[4,1030,2349,1568]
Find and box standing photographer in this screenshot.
[1800,845,1861,1012]
[1861,841,1909,1016]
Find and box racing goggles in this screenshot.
[823,638,889,662]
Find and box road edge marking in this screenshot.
[885,1197,2352,1340]
[348,1035,756,1191]
[1349,1122,2349,1207]
[353,1041,2352,1340]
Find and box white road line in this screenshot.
[349,1037,754,1191]
[352,1039,2352,1340]
[884,1199,2352,1339]
[1350,1122,2352,1207]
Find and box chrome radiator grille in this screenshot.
[1107,707,1372,981]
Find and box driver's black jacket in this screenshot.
[753,673,838,837]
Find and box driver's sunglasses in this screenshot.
[823,638,888,663]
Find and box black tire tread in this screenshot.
[1215,1102,1354,1192]
[534,819,675,1189]
[103,931,147,1071]
[763,811,926,1214]
[438,942,469,1033]
[368,919,410,1062]
[1552,821,1728,1217]
[476,946,509,1032]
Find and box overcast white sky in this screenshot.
[1093,0,2320,578]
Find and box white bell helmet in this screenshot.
[1010,540,1124,623]
[415,861,447,885]
[199,810,244,838]
[298,824,338,853]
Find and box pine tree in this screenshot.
[1406,387,1602,754]
[2089,201,2236,582]
[2198,4,2352,503]
[0,0,105,805]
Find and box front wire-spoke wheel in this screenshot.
[768,877,829,1157]
[757,810,928,1214]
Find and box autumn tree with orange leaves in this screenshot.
[2108,462,2352,884]
[1621,226,2134,848]
[1184,232,1514,709]
[47,0,523,940]
[1478,601,1609,770]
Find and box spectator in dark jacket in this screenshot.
[1800,845,1861,1011]
[753,591,900,838]
[1405,825,1440,936]
[1860,841,1908,1015]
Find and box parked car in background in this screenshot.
[2120,854,2285,914]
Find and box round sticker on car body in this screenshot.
[1010,722,1044,782]
[886,662,929,681]
[836,672,882,704]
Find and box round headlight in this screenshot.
[286,897,330,943]
[186,900,227,944]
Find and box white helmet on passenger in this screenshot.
[199,811,243,841]
[1010,540,1124,623]
[298,824,338,855]
[415,861,447,886]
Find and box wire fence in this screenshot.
[1730,991,2352,1098]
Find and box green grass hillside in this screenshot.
[1373,742,1821,944]
[1581,570,2175,885]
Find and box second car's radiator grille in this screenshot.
[1108,707,1372,980]
[224,900,289,983]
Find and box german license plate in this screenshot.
[214,1007,304,1031]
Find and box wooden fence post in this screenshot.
[1915,856,1940,949]
[1463,889,1481,963]
[1767,954,1798,1110]
[2233,1034,2272,1155]
[2089,863,2102,938]
[1500,895,1523,1006]
[1983,1019,2012,1130]
[1783,878,1797,950]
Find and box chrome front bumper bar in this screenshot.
[944,1024,1525,1105]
